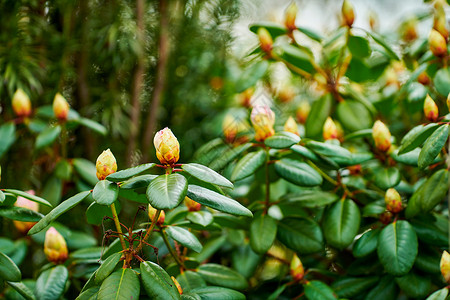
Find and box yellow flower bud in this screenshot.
[251,106,275,142]
[385,188,402,214]
[154,128,180,165]
[44,227,68,264]
[402,18,418,42]
[277,84,296,103]
[429,29,447,57]
[148,204,165,226]
[222,114,249,144]
[237,87,254,108]
[434,5,449,40]
[417,72,431,86]
[342,0,355,27]
[258,28,273,54]
[296,100,310,124]
[447,93,450,112]
[96,149,117,180]
[284,116,299,136]
[369,11,378,31]
[323,117,338,141]
[13,191,39,234]
[441,251,450,284]
[12,89,32,118]
[372,120,391,152]
[184,196,201,212]
[53,93,70,121]
[290,253,305,281]
[424,94,439,122]
[171,276,183,295]
[285,1,298,32]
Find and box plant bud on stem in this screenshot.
[424,94,439,122]
[342,0,355,28]
[385,188,402,213]
[290,253,305,281]
[296,100,310,124]
[284,116,299,136]
[251,106,275,142]
[441,250,450,284]
[184,197,201,212]
[323,117,338,141]
[154,128,180,165]
[258,28,273,55]
[44,227,68,264]
[285,2,298,32]
[148,204,165,226]
[96,149,117,180]
[372,120,391,152]
[429,29,447,57]
[53,93,70,121]
[12,89,32,118]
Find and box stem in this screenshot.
[136,209,161,253]
[161,229,185,268]
[264,148,270,213]
[306,160,338,186]
[110,203,127,251]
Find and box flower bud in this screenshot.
[223,114,248,144]
[184,197,201,212]
[171,276,183,295]
[402,18,418,42]
[13,191,39,234]
[424,94,439,122]
[96,149,117,180]
[296,100,310,124]
[251,106,275,142]
[277,85,296,103]
[285,2,298,32]
[369,11,378,31]
[148,204,165,226]
[429,29,447,57]
[441,250,450,284]
[238,87,254,108]
[284,116,299,136]
[53,93,70,121]
[379,211,392,225]
[385,188,402,213]
[258,28,273,54]
[290,253,305,281]
[447,93,450,112]
[44,227,68,264]
[372,120,391,152]
[417,72,431,86]
[434,5,449,40]
[342,0,355,27]
[12,89,32,118]
[348,164,361,175]
[323,117,338,141]
[154,128,180,165]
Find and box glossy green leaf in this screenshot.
[0,190,5,203]
[182,163,233,188]
[249,22,288,39]
[337,100,372,132]
[95,252,122,284]
[373,167,401,190]
[304,280,337,300]
[368,31,400,60]
[411,216,448,247]
[72,158,98,186]
[165,226,203,253]
[28,190,91,235]
[323,199,361,249]
[274,158,322,186]
[120,174,158,189]
[92,180,119,205]
[353,228,380,258]
[236,60,269,93]
[189,286,245,300]
[276,44,315,74]
[418,124,449,169]
[0,252,21,282]
[140,261,180,300]
[348,35,371,58]
[395,272,431,298]
[147,173,188,209]
[35,266,68,300]
[187,185,252,217]
[281,191,339,208]
[76,286,99,300]
[5,189,52,207]
[209,143,252,171]
[398,123,440,155]
[277,217,323,254]
[426,288,449,300]
[186,211,213,227]
[306,141,352,165]
[434,67,450,96]
[77,117,107,135]
[176,271,207,292]
[98,268,140,300]
[344,128,373,140]
[305,94,332,138]
[0,206,43,221]
[250,213,277,254]
[231,150,266,181]
[365,275,398,300]
[331,276,378,298]
[377,220,418,276]
[86,201,121,225]
[106,163,155,182]
[6,281,36,300]
[197,264,248,290]
[264,131,300,149]
[35,125,61,150]
[290,145,320,161]
[232,243,261,278]
[297,26,323,41]
[0,122,16,158]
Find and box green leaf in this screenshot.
[120,174,158,189]
[411,216,448,247]
[426,288,449,300]
[0,122,16,158]
[344,128,373,140]
[305,94,332,138]
[331,276,378,298]
[189,287,245,300]
[419,124,449,169]
[274,158,322,186]
[0,190,5,203]
[86,201,122,225]
[35,125,61,150]
[377,220,418,276]
[177,271,206,292]
[182,163,233,188]
[165,226,203,253]
[197,264,248,290]
[276,44,315,74]
[77,117,107,135]
[140,261,180,300]
[147,173,188,209]
[398,123,440,155]
[72,158,98,186]
[35,266,68,300]
[6,281,36,300]
[186,211,213,227]
[373,167,401,190]
[231,150,266,181]
[291,145,320,161]
[28,191,91,235]
[236,60,269,92]
[306,141,352,165]
[264,131,300,149]
[0,252,21,282]
[250,213,277,254]
[187,185,252,217]
[281,191,339,208]
[395,272,431,298]
[5,189,52,208]
[434,67,450,96]
[106,163,155,182]
[337,100,372,132]
[92,180,119,206]
[365,275,398,300]
[209,143,252,171]
[249,22,288,39]
[277,217,323,254]
[98,268,140,300]
[297,26,323,42]
[323,199,361,249]
[95,252,122,284]
[0,206,43,222]
[348,35,371,58]
[368,31,400,60]
[353,228,380,258]
[76,286,99,300]
[232,244,261,278]
[304,280,337,300]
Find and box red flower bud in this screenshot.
[385,188,402,213]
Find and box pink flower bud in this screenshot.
[285,2,298,32]
[44,227,68,264]
[290,253,305,281]
[424,94,439,122]
[296,100,310,124]
[258,28,273,54]
[251,106,275,142]
[184,197,201,212]
[12,89,32,118]
[154,128,180,165]
[53,93,70,121]
[342,0,355,27]
[323,117,338,141]
[429,29,447,57]
[13,191,39,234]
[441,251,450,283]
[148,204,165,226]
[284,116,299,136]
[385,188,402,213]
[96,149,117,180]
[372,120,391,152]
